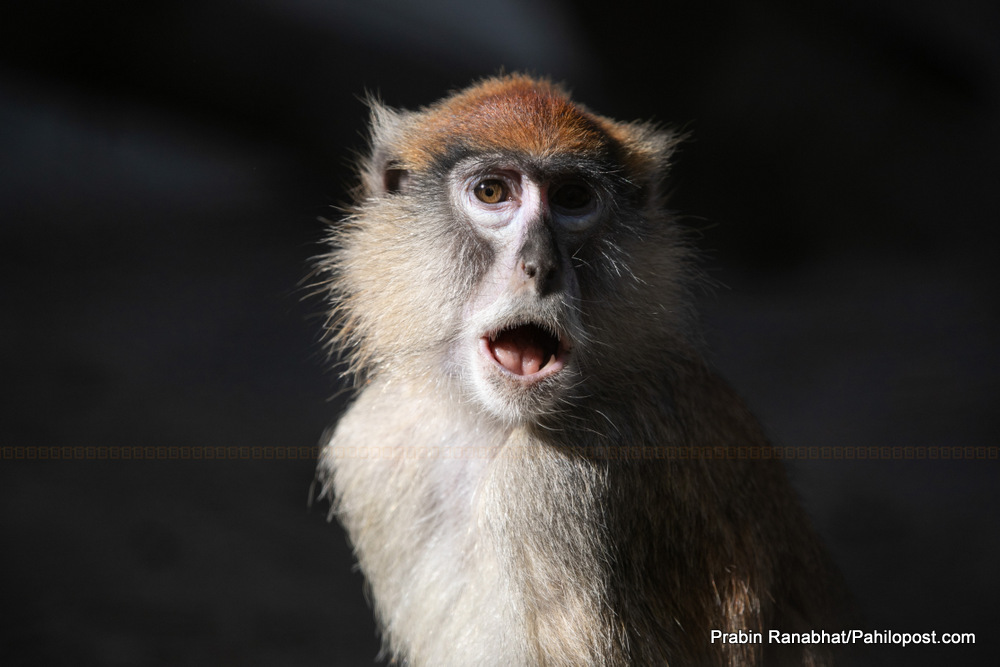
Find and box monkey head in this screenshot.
[324,75,693,425]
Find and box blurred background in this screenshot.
[1,0,997,664]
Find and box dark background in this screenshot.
[1,1,997,665]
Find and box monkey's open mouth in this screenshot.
[481,323,567,379]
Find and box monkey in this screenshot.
[314,74,847,666]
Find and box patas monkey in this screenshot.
[315,75,845,666]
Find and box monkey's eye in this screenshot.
[474,179,509,205]
[550,182,594,213]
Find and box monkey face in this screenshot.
[448,158,606,422]
[325,75,690,426]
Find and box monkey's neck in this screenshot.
[328,368,780,666]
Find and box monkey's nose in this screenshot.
[516,226,561,295]
[518,258,559,295]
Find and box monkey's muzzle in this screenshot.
[482,323,568,380]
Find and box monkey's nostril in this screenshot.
[523,262,537,279]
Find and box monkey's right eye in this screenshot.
[474,180,508,204]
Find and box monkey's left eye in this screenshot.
[550,182,594,213]
[474,179,509,204]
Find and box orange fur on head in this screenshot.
[394,75,668,180]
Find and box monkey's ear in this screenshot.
[601,118,683,204]
[362,100,413,197]
[381,165,409,194]
[622,123,682,178]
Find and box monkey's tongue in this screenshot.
[490,326,554,376]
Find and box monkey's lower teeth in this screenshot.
[489,325,558,376]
